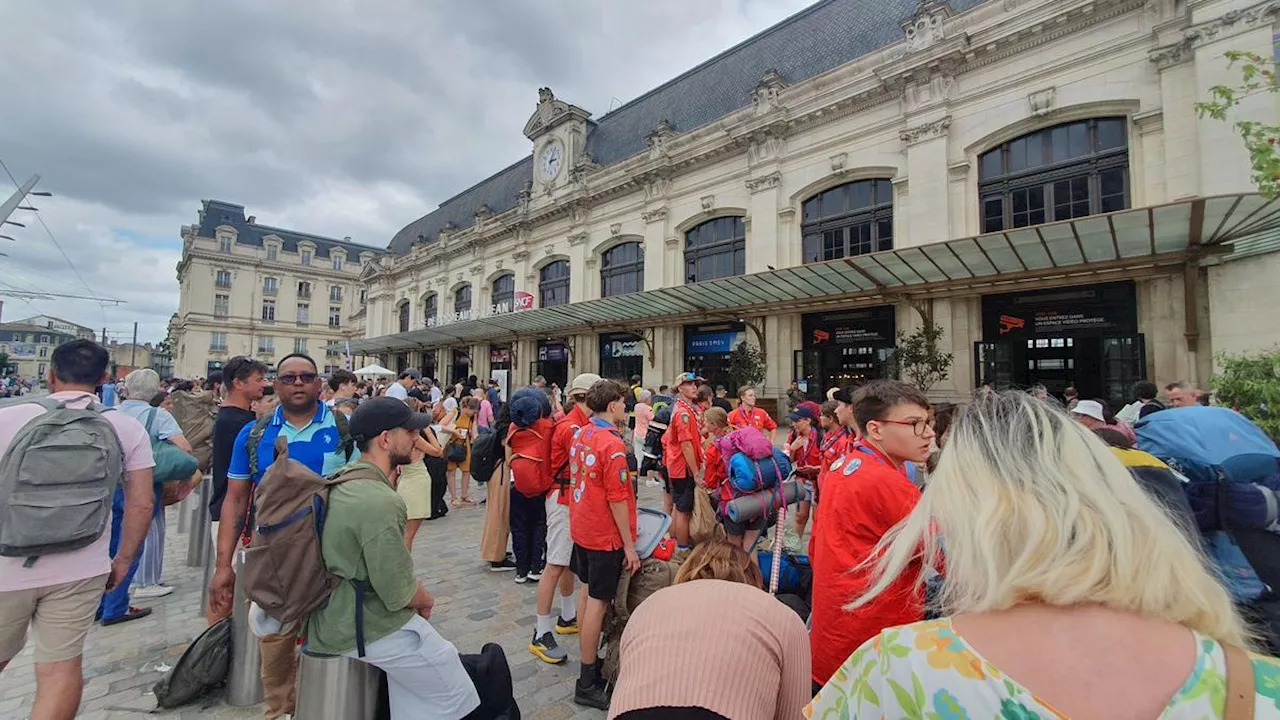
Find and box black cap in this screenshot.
[832,387,855,404]
[348,397,432,443]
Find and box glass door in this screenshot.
[1101,334,1145,408]
[795,349,820,399]
[974,341,1013,390]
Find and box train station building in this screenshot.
[352,0,1280,406]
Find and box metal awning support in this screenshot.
[351,194,1280,355]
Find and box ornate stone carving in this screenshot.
[512,250,530,263]
[900,116,951,145]
[904,74,956,112]
[1028,87,1056,117]
[644,175,671,201]
[1148,39,1193,70]
[700,195,716,212]
[646,119,677,160]
[544,244,555,257]
[747,131,787,165]
[947,162,970,182]
[1152,1,1280,68]
[641,208,667,224]
[902,1,955,52]
[745,171,782,193]
[523,87,592,140]
[751,70,787,115]
[665,236,679,247]
[830,153,848,173]
[569,204,589,227]
[494,259,504,270]
[568,232,588,247]
[470,263,484,276]
[455,272,464,284]
[610,223,622,237]
[585,257,598,270]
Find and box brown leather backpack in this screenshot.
[239,437,372,626]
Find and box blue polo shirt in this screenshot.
[227,402,358,485]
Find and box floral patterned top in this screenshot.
[806,618,1280,719]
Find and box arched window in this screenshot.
[423,294,437,326]
[397,301,410,333]
[454,285,472,316]
[492,274,515,311]
[979,117,1129,233]
[601,242,644,297]
[539,260,570,308]
[801,179,893,263]
[685,216,745,284]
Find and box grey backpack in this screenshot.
[0,395,125,566]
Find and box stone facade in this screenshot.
[170,201,379,379]
[362,0,1280,401]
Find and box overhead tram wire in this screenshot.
[0,157,107,324]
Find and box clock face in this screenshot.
[538,141,563,181]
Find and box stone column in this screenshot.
[641,208,669,291]
[900,116,952,248]
[568,231,589,303]
[745,173,783,273]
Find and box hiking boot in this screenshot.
[514,572,529,584]
[574,678,610,710]
[555,615,579,635]
[489,558,516,572]
[528,631,567,665]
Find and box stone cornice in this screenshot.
[1149,0,1279,68]
[900,116,952,145]
[182,248,359,282]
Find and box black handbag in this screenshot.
[446,440,467,464]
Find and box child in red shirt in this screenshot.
[787,405,822,538]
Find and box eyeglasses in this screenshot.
[278,372,318,385]
[879,418,935,437]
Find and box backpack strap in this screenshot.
[245,416,273,480]
[331,406,354,462]
[1223,642,1255,720]
[145,407,157,437]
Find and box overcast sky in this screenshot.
[0,1,814,345]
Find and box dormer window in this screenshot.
[218,235,233,253]
[301,250,312,266]
[332,255,344,271]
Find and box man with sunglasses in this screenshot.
[808,380,935,693]
[209,353,359,719]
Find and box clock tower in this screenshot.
[522,88,593,193]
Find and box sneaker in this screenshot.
[489,558,516,572]
[528,631,568,665]
[555,615,579,635]
[132,585,174,599]
[574,678,610,710]
[514,572,529,584]
[528,567,544,581]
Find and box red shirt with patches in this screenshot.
[809,440,924,686]
[662,399,703,479]
[788,429,821,472]
[550,404,590,505]
[568,418,637,551]
[701,432,734,505]
[727,405,777,434]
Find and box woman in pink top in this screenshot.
[609,540,811,720]
[473,388,494,429]
[633,390,654,460]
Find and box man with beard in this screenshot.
[307,397,480,719]
[209,353,357,719]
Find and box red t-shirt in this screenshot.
[809,441,924,686]
[809,426,853,550]
[662,400,703,480]
[551,405,590,505]
[727,405,777,434]
[788,430,821,472]
[568,419,637,551]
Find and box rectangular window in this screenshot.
[297,303,309,326]
[261,300,276,323]
[1011,186,1045,228]
[215,270,232,289]
[1099,168,1129,213]
[298,281,311,300]
[40,335,49,344]
[293,338,307,355]
[332,256,343,271]
[359,289,367,305]
[1052,176,1092,221]
[301,250,312,266]
[329,285,342,303]
[263,277,278,296]
[258,336,274,354]
[214,294,229,318]
[210,332,228,351]
[267,244,278,261]
[219,236,233,253]
[39,347,47,358]
[328,307,342,327]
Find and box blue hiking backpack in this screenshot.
[1135,406,1280,602]
[728,448,792,495]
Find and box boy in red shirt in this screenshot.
[727,385,777,440]
[661,372,704,546]
[809,381,935,690]
[567,379,639,709]
[787,404,822,538]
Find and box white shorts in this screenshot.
[545,490,572,567]
[345,615,480,720]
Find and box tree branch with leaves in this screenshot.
[1196,46,1280,198]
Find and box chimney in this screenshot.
[247,215,256,224]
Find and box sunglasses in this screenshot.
[277,372,319,385]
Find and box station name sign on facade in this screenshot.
[427,291,534,328]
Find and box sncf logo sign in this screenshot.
[998,315,1025,334]
[514,291,534,311]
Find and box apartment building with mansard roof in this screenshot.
[169,200,382,378]
[354,0,1280,406]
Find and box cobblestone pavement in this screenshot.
[0,479,676,719]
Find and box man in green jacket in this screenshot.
[307,397,479,719]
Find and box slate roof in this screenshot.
[197,200,383,260]
[388,0,988,255]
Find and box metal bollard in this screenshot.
[227,549,264,707]
[186,478,211,567]
[295,653,383,720]
[176,492,191,535]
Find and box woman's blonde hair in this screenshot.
[674,539,764,589]
[852,390,1250,648]
[702,406,729,430]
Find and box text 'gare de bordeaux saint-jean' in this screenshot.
[170,0,1280,410]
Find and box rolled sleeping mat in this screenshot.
[726,480,805,523]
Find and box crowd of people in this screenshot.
[3,337,1280,719]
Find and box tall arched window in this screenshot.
[423,294,437,326]
[685,216,744,284]
[492,273,515,311]
[454,285,472,316]
[979,117,1129,233]
[539,260,570,308]
[801,179,893,263]
[397,301,410,333]
[601,242,644,297]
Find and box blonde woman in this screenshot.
[445,397,479,506]
[398,399,445,549]
[609,540,811,720]
[808,391,1280,719]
